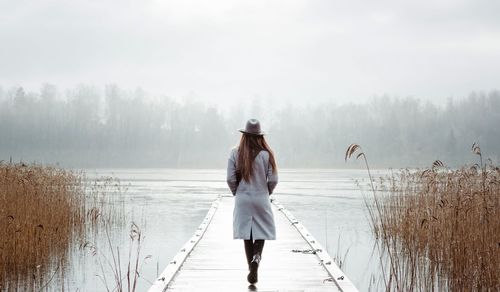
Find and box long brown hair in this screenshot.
[237,134,277,182]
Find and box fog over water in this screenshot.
[1,85,499,168]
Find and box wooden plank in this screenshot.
[149,196,358,292]
[148,197,221,291]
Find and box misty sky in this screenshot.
[1,0,499,106]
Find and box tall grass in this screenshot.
[82,222,151,292]
[0,162,124,290]
[0,163,84,289]
[84,175,126,235]
[376,164,499,291]
[346,144,500,291]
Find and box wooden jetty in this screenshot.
[149,195,358,292]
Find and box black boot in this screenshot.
[247,240,265,284]
[247,254,260,284]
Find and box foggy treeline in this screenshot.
[1,84,499,168]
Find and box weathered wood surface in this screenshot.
[149,196,358,292]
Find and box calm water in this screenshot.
[64,168,388,291]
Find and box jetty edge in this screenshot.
[271,198,358,291]
[149,195,359,292]
[148,197,220,291]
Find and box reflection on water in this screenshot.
[59,168,386,291]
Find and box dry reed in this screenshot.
[0,162,124,290]
[347,144,500,291]
[81,222,150,292]
[0,162,84,289]
[375,165,499,291]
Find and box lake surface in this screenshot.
[65,168,388,291]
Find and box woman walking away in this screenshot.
[227,118,278,285]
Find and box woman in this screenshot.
[226,118,278,285]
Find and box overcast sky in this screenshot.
[1,0,499,106]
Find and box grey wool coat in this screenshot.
[227,148,278,240]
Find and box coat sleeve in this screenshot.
[267,157,278,195]
[226,149,238,195]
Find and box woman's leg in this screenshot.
[244,240,253,268]
[248,239,265,284]
[244,231,254,269]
